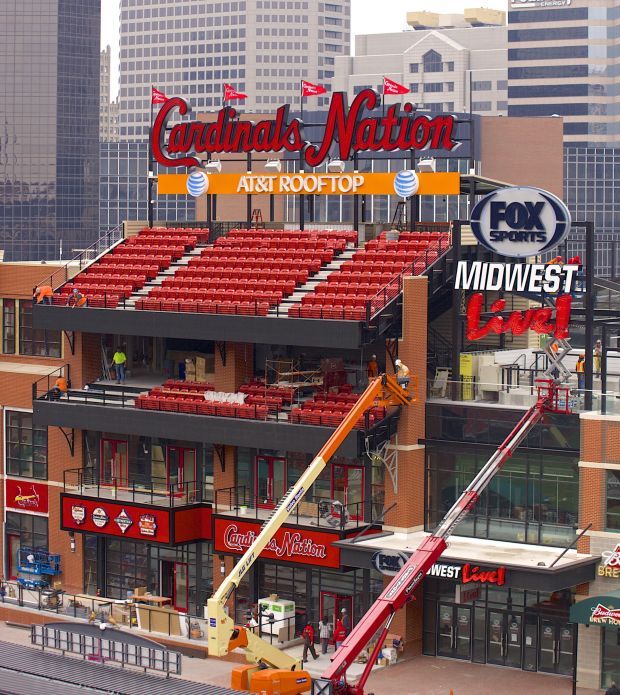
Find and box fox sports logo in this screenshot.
[470,186,571,259]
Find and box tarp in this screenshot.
[570,590,620,625]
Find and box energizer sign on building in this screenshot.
[470,187,571,259]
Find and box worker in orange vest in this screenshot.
[33,285,53,305]
[66,288,87,308]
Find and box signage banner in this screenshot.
[510,0,571,7]
[5,479,49,514]
[427,562,506,585]
[214,518,342,568]
[598,544,620,579]
[151,89,459,170]
[158,172,460,197]
[61,495,171,544]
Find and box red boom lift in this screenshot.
[312,379,570,695]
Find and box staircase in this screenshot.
[121,246,206,309]
[269,248,357,317]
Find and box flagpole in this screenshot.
[300,81,304,121]
[148,85,154,228]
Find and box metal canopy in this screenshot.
[459,174,513,196]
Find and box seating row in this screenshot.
[287,305,367,320]
[134,299,271,316]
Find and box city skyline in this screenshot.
[101,0,508,99]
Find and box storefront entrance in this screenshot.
[539,618,574,675]
[487,609,522,668]
[320,592,353,628]
[332,465,364,520]
[437,603,472,659]
[256,456,286,508]
[424,579,576,677]
[161,560,189,613]
[100,438,128,486]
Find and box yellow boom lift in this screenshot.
[207,374,414,695]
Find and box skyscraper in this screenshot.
[101,46,120,142]
[508,0,620,272]
[0,0,101,261]
[117,0,350,139]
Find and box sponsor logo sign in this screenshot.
[470,187,571,259]
[71,505,86,525]
[511,0,571,7]
[214,518,342,568]
[5,479,49,514]
[372,550,410,576]
[152,89,458,170]
[598,544,620,578]
[157,171,460,197]
[92,507,109,528]
[138,514,158,537]
[114,509,133,534]
[590,604,620,626]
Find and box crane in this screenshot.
[207,374,415,695]
[312,378,570,695]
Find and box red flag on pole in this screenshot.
[301,80,327,97]
[151,87,168,104]
[383,77,409,96]
[223,84,248,101]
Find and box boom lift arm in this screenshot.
[315,383,558,695]
[207,375,412,676]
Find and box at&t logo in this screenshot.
[470,186,571,259]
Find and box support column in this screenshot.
[214,342,254,393]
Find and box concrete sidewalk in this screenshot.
[0,622,602,694]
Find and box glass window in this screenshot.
[3,299,16,354]
[5,410,48,479]
[423,50,443,72]
[607,471,620,530]
[602,627,620,689]
[472,81,492,91]
[5,511,48,551]
[19,301,61,357]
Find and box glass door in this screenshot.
[487,610,523,668]
[256,456,287,509]
[166,446,196,495]
[100,439,128,487]
[173,562,188,613]
[437,603,472,660]
[331,464,364,520]
[7,533,20,580]
[320,592,353,640]
[539,618,574,676]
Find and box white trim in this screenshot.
[581,529,620,540]
[387,443,425,452]
[579,461,620,471]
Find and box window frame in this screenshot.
[2,298,16,354]
[4,408,48,480]
[18,300,62,358]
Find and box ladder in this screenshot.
[251,208,265,229]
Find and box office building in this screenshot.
[0,0,101,261]
[117,0,350,139]
[507,0,620,274]
[334,9,507,116]
[101,46,120,142]
[100,142,195,232]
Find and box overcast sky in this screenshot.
[101,1,508,98]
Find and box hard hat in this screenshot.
[395,359,401,366]
[579,353,585,358]
[371,354,376,359]
[34,287,41,294]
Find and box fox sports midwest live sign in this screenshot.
[470,186,572,259]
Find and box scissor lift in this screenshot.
[17,547,61,590]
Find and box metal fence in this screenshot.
[31,623,182,675]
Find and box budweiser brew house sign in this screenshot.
[152,89,458,170]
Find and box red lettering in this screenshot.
[466,293,572,342]
[151,89,458,169]
[462,563,506,585]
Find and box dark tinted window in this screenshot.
[509,46,588,60]
[509,65,588,80]
[508,8,588,23]
[509,27,588,42]
[509,84,588,98]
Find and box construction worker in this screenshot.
[66,288,87,308]
[112,346,127,384]
[367,354,378,380]
[594,339,602,377]
[394,359,410,388]
[576,354,585,392]
[33,285,53,305]
[49,375,68,401]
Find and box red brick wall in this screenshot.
[384,276,427,530]
[214,342,254,393]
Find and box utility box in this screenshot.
[258,596,295,636]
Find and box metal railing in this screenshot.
[215,485,367,530]
[31,623,182,675]
[39,224,124,291]
[32,364,71,402]
[366,234,452,322]
[63,468,211,507]
[0,579,207,645]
